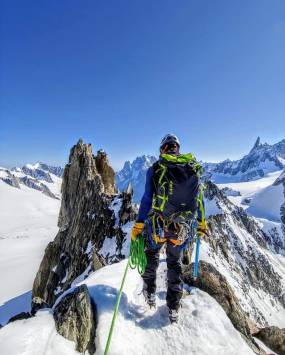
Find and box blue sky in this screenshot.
[1,0,284,170]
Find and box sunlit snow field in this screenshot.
[0,178,61,307]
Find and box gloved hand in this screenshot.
[197,219,208,237]
[131,222,144,241]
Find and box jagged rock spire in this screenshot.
[95,149,117,196]
[58,140,102,230]
[32,139,136,309]
[250,136,261,153]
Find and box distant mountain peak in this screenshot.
[116,154,157,202]
[204,137,285,183]
[250,136,261,152]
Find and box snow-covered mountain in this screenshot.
[203,137,285,183]
[0,180,61,308]
[116,155,157,202]
[1,140,284,355]
[0,162,63,199]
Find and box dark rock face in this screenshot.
[8,312,32,324]
[183,262,251,337]
[32,139,136,309]
[37,162,64,177]
[19,176,58,199]
[95,149,117,195]
[22,166,54,183]
[183,261,263,354]
[53,285,96,355]
[31,297,50,315]
[221,186,241,197]
[0,170,21,188]
[119,184,137,225]
[203,181,285,325]
[254,326,285,355]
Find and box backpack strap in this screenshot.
[151,160,168,213]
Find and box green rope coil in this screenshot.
[129,234,147,275]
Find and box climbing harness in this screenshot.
[104,235,146,355]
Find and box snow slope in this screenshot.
[0,179,60,305]
[247,183,284,222]
[0,258,256,355]
[217,170,283,208]
[0,311,78,355]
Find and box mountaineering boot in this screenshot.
[142,289,156,308]
[168,307,180,323]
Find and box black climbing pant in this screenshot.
[142,240,183,311]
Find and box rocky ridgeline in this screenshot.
[253,326,285,355]
[183,261,262,354]
[7,139,282,354]
[203,137,285,182]
[21,165,54,183]
[116,138,285,188]
[203,181,285,326]
[32,139,136,310]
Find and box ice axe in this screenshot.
[193,234,201,281]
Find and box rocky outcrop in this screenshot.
[183,261,264,355]
[221,186,241,197]
[1,170,21,188]
[95,149,117,195]
[32,139,136,309]
[7,312,32,324]
[53,285,96,355]
[253,326,285,355]
[57,139,102,231]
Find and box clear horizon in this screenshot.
[1,1,284,170]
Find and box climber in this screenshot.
[131,134,208,323]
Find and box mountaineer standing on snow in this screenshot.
[131,134,208,323]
